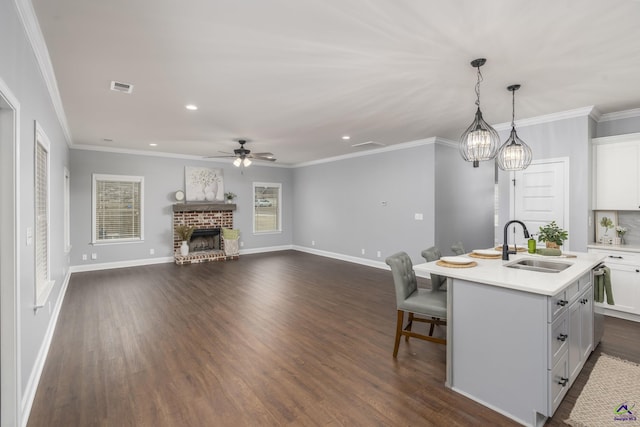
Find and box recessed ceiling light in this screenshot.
[149,143,158,147]
[102,138,113,142]
[185,104,198,111]
[342,135,350,140]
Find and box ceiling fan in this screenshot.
[208,139,276,167]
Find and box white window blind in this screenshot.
[92,174,144,243]
[253,182,282,233]
[35,142,48,289]
[35,122,54,307]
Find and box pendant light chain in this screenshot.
[511,87,516,128]
[475,66,483,109]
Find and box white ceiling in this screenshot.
[31,0,640,165]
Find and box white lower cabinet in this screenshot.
[588,248,640,316]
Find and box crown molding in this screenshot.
[598,107,640,122]
[14,0,73,146]
[70,144,292,167]
[493,106,597,131]
[292,137,446,168]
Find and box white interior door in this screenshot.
[511,158,569,247]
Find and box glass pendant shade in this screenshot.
[497,84,532,171]
[459,58,499,168]
[233,157,242,167]
[497,127,532,171]
[459,108,500,167]
[243,157,252,167]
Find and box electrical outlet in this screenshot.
[91,253,97,260]
[361,248,365,255]
[82,254,87,261]
[150,248,155,255]
[414,213,424,220]
[240,241,244,247]
[377,251,381,258]
[312,240,315,246]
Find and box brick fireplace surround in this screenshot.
[172,202,238,265]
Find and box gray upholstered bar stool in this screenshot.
[385,252,447,357]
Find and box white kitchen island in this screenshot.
[413,251,605,427]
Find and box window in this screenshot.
[64,167,71,252]
[35,122,54,307]
[92,174,144,243]
[253,182,281,233]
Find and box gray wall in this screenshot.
[496,115,591,251]
[292,143,436,264]
[69,149,294,265]
[292,140,495,264]
[1,0,71,403]
[596,115,640,138]
[435,143,495,254]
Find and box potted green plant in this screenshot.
[224,191,237,204]
[175,224,195,256]
[537,221,568,248]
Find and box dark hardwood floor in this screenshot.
[27,251,640,426]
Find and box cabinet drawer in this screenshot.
[549,351,570,415]
[588,249,640,266]
[549,290,569,322]
[566,280,580,304]
[548,313,568,368]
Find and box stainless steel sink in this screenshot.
[505,258,572,273]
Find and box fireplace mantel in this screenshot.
[173,202,236,212]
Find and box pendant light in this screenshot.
[459,58,500,167]
[497,84,532,171]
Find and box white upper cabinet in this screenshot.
[593,133,640,210]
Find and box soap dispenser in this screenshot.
[528,234,537,254]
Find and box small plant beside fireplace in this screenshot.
[175,224,195,256]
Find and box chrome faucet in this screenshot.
[503,220,530,260]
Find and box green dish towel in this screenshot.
[594,266,614,305]
[535,248,562,256]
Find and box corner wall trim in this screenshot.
[20,269,71,427]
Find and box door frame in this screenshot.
[1,76,22,427]
[509,157,570,248]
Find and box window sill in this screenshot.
[35,279,55,309]
[91,239,144,246]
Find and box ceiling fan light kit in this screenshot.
[497,84,532,171]
[208,139,276,168]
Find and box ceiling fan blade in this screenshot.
[249,156,277,162]
[251,152,274,157]
[205,154,237,158]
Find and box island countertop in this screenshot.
[413,251,605,296]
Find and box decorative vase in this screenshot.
[180,241,189,256]
[614,237,622,245]
[545,242,559,249]
[226,198,234,204]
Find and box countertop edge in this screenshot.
[414,252,606,296]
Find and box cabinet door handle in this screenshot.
[557,300,568,306]
[557,334,568,342]
[559,377,569,386]
[608,255,623,259]
[636,269,639,273]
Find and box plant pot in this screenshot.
[180,241,189,256]
[545,242,559,249]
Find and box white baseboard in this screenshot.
[239,245,294,255]
[291,245,397,271]
[69,256,174,273]
[21,269,72,426]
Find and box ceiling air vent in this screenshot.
[351,141,386,148]
[110,81,133,94]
